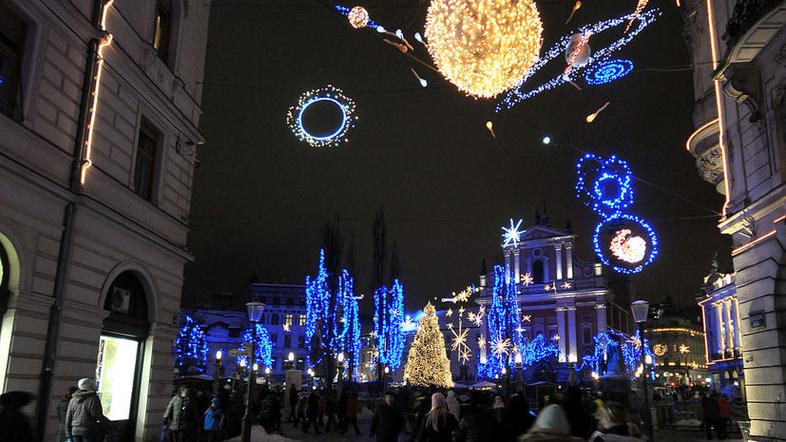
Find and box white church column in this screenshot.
[567,306,577,362]
[554,243,563,281]
[595,303,607,332]
[514,249,521,284]
[504,250,511,285]
[556,306,567,362]
[566,243,574,279]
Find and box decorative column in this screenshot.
[513,249,521,284]
[567,306,577,362]
[724,300,734,356]
[565,243,574,279]
[714,302,725,354]
[504,250,511,285]
[556,306,567,362]
[595,304,607,333]
[554,243,563,281]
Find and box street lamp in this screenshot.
[568,353,578,385]
[285,351,295,370]
[631,299,654,442]
[337,352,345,382]
[514,352,523,392]
[241,301,264,442]
[213,350,224,394]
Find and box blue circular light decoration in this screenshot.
[576,154,634,217]
[593,213,658,274]
[287,85,357,148]
[584,59,634,85]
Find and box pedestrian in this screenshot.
[702,392,720,440]
[492,394,505,423]
[562,385,592,438]
[370,391,405,442]
[203,397,224,442]
[288,384,298,422]
[163,385,199,442]
[325,389,338,432]
[717,393,731,440]
[503,394,535,441]
[518,404,584,442]
[417,392,458,442]
[588,401,642,442]
[342,390,362,435]
[446,390,460,420]
[57,386,78,442]
[294,390,307,427]
[454,403,494,442]
[303,389,320,434]
[0,391,34,442]
[65,378,110,442]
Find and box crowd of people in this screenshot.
[0,379,741,442]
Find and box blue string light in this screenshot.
[593,213,659,274]
[496,9,660,112]
[579,329,656,379]
[584,59,634,85]
[174,315,208,375]
[238,323,273,369]
[374,280,406,371]
[286,85,357,148]
[576,153,634,217]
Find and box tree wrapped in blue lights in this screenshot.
[520,333,560,365]
[238,323,273,369]
[373,279,406,371]
[305,249,362,381]
[579,329,656,379]
[477,266,526,378]
[174,315,208,375]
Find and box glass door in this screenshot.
[96,335,141,440]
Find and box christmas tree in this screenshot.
[174,315,208,375]
[403,302,453,388]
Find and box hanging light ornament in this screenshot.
[347,5,370,29]
[424,0,543,98]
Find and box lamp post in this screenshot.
[568,353,578,385]
[214,350,224,394]
[241,301,265,442]
[285,351,295,370]
[382,366,389,391]
[514,352,523,393]
[631,299,654,442]
[337,352,345,382]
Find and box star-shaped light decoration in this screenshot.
[502,218,525,247]
[561,281,573,289]
[448,307,472,365]
[458,306,465,316]
[340,316,347,323]
[390,308,399,318]
[491,338,511,356]
[521,314,532,323]
[544,282,557,292]
[450,328,469,352]
[446,308,453,317]
[521,273,534,286]
[679,344,690,354]
[283,323,291,332]
[459,347,471,364]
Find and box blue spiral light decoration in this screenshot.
[576,153,634,217]
[584,59,634,85]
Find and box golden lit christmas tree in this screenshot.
[403,302,454,388]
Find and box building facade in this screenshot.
[682,0,786,438]
[697,265,745,397]
[0,0,209,440]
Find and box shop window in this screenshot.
[0,2,25,120]
[96,335,139,420]
[134,120,160,201]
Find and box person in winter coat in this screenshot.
[57,386,78,442]
[0,391,34,442]
[65,378,110,442]
[588,401,642,442]
[717,393,732,440]
[518,404,584,442]
[288,385,299,422]
[303,390,321,434]
[702,392,720,440]
[370,391,405,442]
[417,392,459,442]
[203,397,224,442]
[342,390,361,435]
[454,403,495,442]
[446,390,461,420]
[163,386,199,442]
[562,386,593,439]
[503,394,535,441]
[492,395,506,423]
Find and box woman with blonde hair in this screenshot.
[417,392,458,442]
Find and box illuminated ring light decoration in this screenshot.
[497,9,660,112]
[593,213,659,274]
[584,58,634,85]
[576,153,634,217]
[286,85,357,148]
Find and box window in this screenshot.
[286,297,294,306]
[269,334,277,345]
[0,2,26,120]
[582,323,593,345]
[134,121,159,201]
[298,315,306,326]
[297,335,305,348]
[284,335,291,348]
[270,314,279,325]
[272,297,280,305]
[284,314,293,327]
[96,335,139,420]
[153,0,172,64]
[532,260,545,284]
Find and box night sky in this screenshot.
[184,0,732,312]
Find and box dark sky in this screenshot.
[184,0,732,312]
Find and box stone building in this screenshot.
[681,0,786,438]
[0,0,209,440]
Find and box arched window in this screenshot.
[532,260,545,284]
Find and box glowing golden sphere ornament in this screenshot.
[347,6,369,29]
[424,0,544,98]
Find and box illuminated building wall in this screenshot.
[645,321,707,387]
[0,1,211,440]
[681,0,786,437]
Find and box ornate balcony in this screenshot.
[722,0,786,63]
[685,119,726,195]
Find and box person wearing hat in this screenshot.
[57,386,78,442]
[65,378,110,442]
[203,397,224,442]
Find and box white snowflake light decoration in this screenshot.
[502,218,525,247]
[491,338,511,356]
[521,273,534,286]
